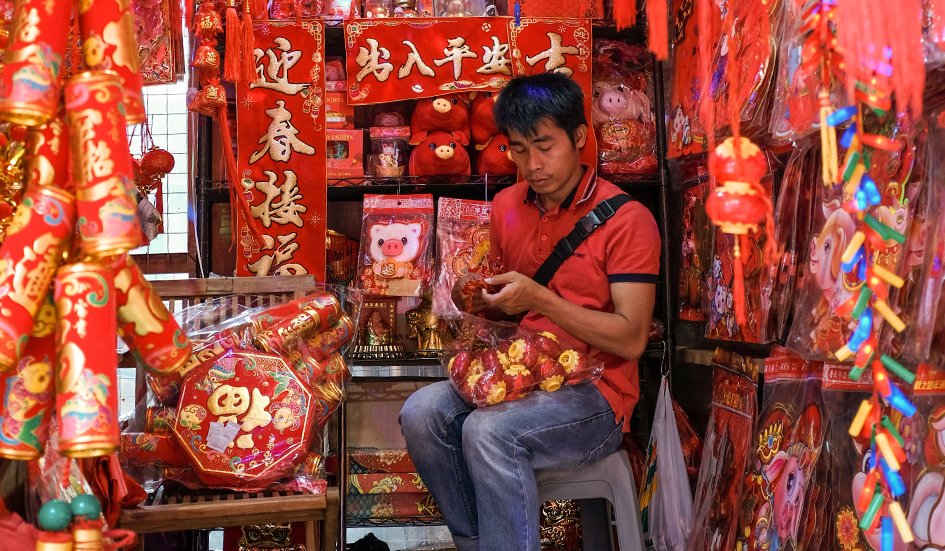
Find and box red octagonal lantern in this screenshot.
[172,349,316,489]
[705,136,768,235]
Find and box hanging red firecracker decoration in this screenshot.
[705,136,771,326]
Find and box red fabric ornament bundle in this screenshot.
[409,131,472,177]
[446,331,603,407]
[410,94,471,146]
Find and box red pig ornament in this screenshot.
[470,91,499,149]
[409,131,472,177]
[475,134,517,175]
[410,94,471,146]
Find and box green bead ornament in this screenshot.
[37,500,72,532]
[70,494,102,520]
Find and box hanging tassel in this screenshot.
[819,91,839,186]
[733,234,747,326]
[223,0,242,84]
[253,0,270,21]
[215,105,265,248]
[613,0,636,31]
[185,0,195,31]
[646,0,668,59]
[241,0,256,86]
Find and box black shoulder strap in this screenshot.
[532,194,634,287]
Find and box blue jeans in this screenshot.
[399,380,623,551]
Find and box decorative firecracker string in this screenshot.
[825,94,917,546]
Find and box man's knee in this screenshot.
[462,410,513,458]
[400,382,451,439]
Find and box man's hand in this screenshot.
[481,271,551,315]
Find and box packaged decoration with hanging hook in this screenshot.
[358,194,435,297]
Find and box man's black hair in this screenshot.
[494,72,587,144]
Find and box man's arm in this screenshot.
[481,272,655,360]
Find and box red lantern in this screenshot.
[705,137,768,235]
[705,136,771,327]
[139,148,175,177]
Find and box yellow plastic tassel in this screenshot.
[848,400,872,437]
[889,502,914,543]
[820,92,839,186]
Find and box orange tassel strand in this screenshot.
[223,0,242,83]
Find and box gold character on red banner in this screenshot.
[251,37,307,95]
[355,38,393,82]
[250,170,307,228]
[246,232,305,276]
[525,32,579,76]
[477,36,511,76]
[249,100,316,163]
[399,41,435,79]
[434,36,477,80]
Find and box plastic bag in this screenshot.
[734,347,828,551]
[432,198,500,319]
[358,194,434,297]
[761,141,818,343]
[678,182,711,322]
[705,165,776,343]
[121,287,357,492]
[819,363,901,550]
[639,376,693,551]
[787,126,918,359]
[591,40,657,176]
[908,363,945,549]
[688,349,758,551]
[443,314,603,407]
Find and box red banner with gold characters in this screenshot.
[344,17,595,162]
[236,20,327,279]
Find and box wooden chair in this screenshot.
[117,276,339,551]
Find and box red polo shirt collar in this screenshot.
[524,165,598,215]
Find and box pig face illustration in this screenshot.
[369,222,423,263]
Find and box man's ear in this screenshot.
[573,124,588,149]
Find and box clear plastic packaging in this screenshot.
[432,197,500,319]
[688,349,758,551]
[591,40,657,176]
[443,318,604,407]
[369,127,411,177]
[364,0,392,17]
[733,348,828,550]
[433,0,495,16]
[120,287,358,492]
[358,194,435,297]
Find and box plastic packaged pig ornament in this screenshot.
[592,40,657,175]
[358,194,435,297]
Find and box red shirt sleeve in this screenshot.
[603,201,661,283]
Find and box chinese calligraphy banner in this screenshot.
[345,17,595,162]
[236,20,327,279]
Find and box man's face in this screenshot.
[508,118,586,198]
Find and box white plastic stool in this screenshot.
[536,450,644,551]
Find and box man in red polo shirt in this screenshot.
[400,72,660,551]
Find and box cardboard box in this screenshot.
[326,90,354,128]
[326,129,364,179]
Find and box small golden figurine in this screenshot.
[406,298,449,357]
